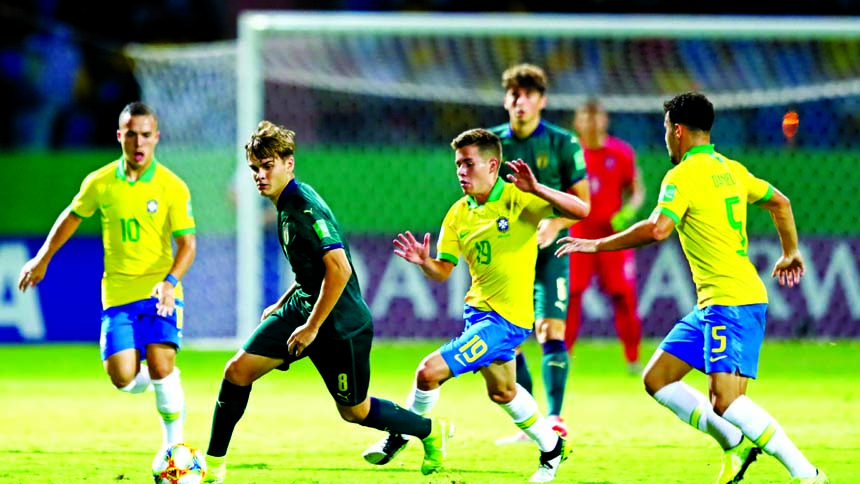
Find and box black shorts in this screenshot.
[243,306,373,407]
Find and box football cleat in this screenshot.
[788,469,829,484]
[362,433,409,465]
[202,455,225,483]
[420,419,454,475]
[529,433,572,483]
[715,439,761,484]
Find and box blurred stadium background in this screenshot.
[3,2,860,348]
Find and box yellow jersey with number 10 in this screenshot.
[437,178,555,328]
[654,144,773,308]
[70,159,196,309]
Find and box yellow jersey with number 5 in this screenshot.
[70,159,196,309]
[437,178,555,328]
[654,144,772,308]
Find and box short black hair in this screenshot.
[663,92,714,132]
[119,101,157,125]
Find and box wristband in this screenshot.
[164,274,179,286]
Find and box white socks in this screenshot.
[498,384,558,452]
[653,381,742,450]
[405,387,440,416]
[118,364,152,394]
[654,383,817,479]
[722,395,816,479]
[152,368,185,448]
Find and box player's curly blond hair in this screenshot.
[245,120,296,161]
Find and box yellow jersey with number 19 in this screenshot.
[437,178,555,329]
[654,144,773,308]
[70,159,196,309]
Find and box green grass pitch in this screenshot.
[1,338,857,483]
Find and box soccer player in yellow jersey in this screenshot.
[556,92,827,484]
[17,102,196,452]
[363,128,589,483]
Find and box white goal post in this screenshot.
[126,12,860,346]
[235,11,860,343]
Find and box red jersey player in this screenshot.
[566,99,646,373]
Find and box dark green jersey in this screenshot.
[275,179,372,339]
[491,120,587,192]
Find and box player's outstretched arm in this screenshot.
[393,231,454,282]
[537,178,592,249]
[555,210,675,256]
[756,187,804,287]
[18,208,82,292]
[505,159,589,220]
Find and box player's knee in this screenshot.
[147,361,175,380]
[415,356,449,389]
[112,374,136,390]
[488,388,516,405]
[415,366,439,389]
[107,365,138,390]
[224,361,253,387]
[487,381,517,404]
[536,318,565,342]
[534,319,548,337]
[641,369,665,397]
[710,393,739,416]
[337,406,365,424]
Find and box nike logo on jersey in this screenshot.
[709,355,728,363]
[303,209,313,215]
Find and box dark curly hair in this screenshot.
[663,92,714,132]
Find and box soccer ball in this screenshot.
[152,443,207,484]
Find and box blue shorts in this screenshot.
[439,305,533,377]
[99,298,184,360]
[659,304,767,378]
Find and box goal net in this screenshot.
[124,12,860,346]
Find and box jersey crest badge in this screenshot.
[536,153,549,169]
[313,219,331,240]
[496,216,510,232]
[146,200,158,213]
[660,184,677,202]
